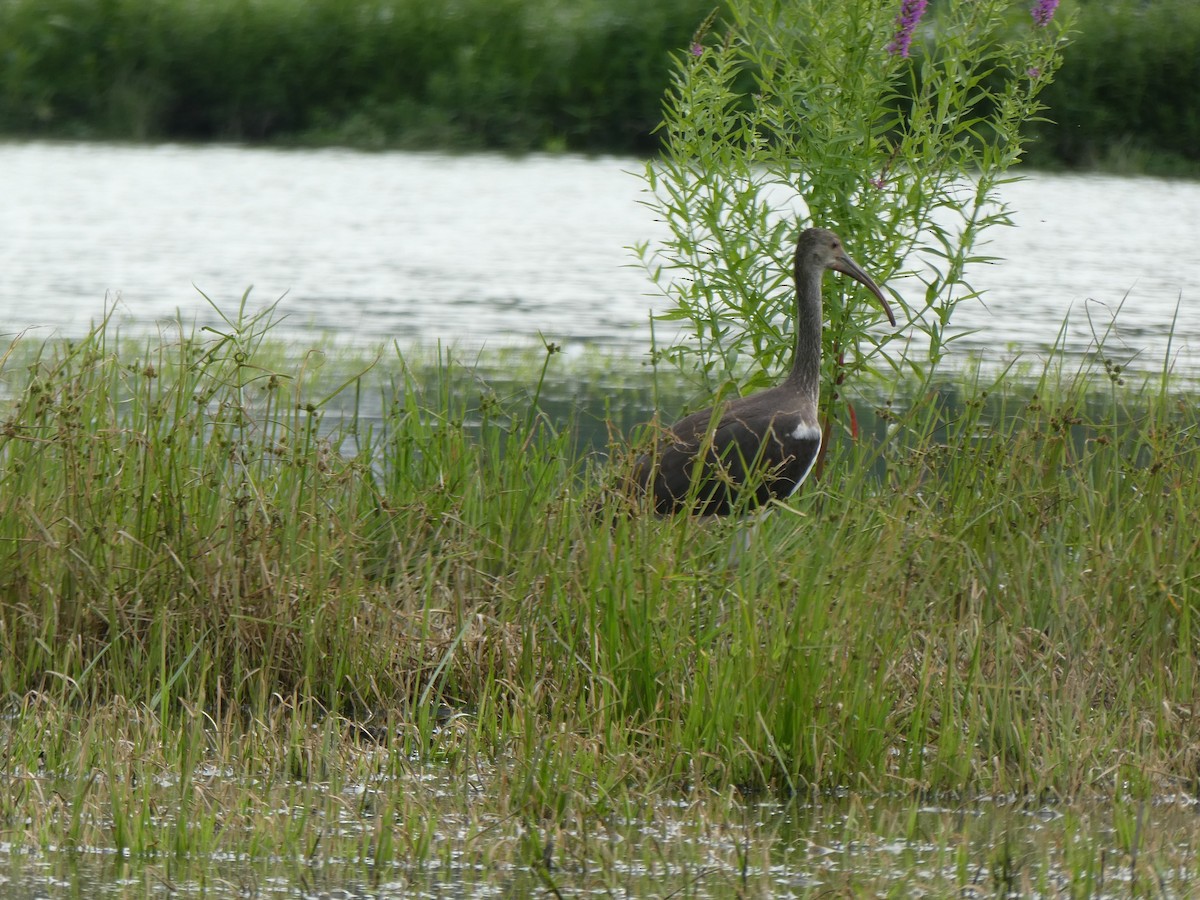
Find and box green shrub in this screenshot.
[1030,0,1200,171]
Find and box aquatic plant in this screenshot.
[2,302,1200,888]
[636,0,1071,404]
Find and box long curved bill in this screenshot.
[832,253,897,327]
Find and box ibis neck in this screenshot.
[784,261,824,404]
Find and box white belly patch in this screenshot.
[790,422,822,442]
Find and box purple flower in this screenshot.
[690,42,704,57]
[869,175,888,189]
[1026,66,1042,79]
[1031,0,1059,26]
[887,0,928,58]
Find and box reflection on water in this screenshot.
[2,142,1199,375]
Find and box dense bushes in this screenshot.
[0,0,1196,168]
[1030,0,1200,171]
[0,0,711,151]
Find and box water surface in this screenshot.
[3,142,1199,374]
[3,783,1198,898]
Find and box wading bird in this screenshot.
[632,227,896,515]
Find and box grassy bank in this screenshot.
[0,0,1198,174]
[4,304,1200,884]
[3,302,1200,794]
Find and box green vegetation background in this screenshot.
[6,1,1200,860]
[1,0,1196,174]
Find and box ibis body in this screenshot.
[633,227,895,516]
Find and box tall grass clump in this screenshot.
[582,339,1200,796]
[0,301,384,711]
[0,299,584,722]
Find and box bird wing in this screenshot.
[647,403,806,510]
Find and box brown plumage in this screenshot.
[632,227,895,515]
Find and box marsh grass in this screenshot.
[4,304,1200,882]
[6,695,1200,895]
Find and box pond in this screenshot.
[4,750,1199,899]
[3,141,1200,376]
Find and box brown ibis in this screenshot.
[632,227,896,515]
